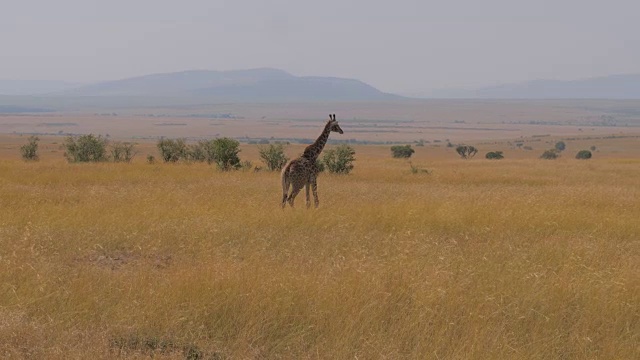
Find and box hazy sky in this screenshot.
[2,0,639,94]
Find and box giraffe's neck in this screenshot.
[302,122,331,161]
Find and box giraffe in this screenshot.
[281,114,343,208]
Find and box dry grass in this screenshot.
[1,143,639,359]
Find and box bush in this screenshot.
[322,144,355,174]
[157,138,188,162]
[111,142,136,163]
[575,150,592,160]
[390,145,415,158]
[485,151,504,160]
[147,155,156,164]
[555,141,566,152]
[456,145,478,159]
[63,134,109,162]
[156,138,241,170]
[259,143,289,171]
[540,149,560,160]
[188,142,208,162]
[209,137,241,171]
[240,160,253,171]
[20,136,40,161]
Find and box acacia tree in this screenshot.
[456,145,478,159]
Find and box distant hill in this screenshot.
[59,68,402,102]
[0,80,79,96]
[426,74,640,99]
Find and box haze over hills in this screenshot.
[0,80,80,96]
[53,68,403,102]
[423,74,640,99]
[3,70,640,102]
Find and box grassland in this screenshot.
[1,139,638,359]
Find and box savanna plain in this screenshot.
[1,128,640,358]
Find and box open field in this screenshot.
[1,139,639,358]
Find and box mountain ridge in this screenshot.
[55,68,402,102]
[425,73,640,99]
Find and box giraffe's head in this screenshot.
[328,114,343,134]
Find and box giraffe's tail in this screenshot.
[281,160,294,206]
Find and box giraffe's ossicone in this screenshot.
[281,114,343,208]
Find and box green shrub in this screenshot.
[540,149,560,160]
[259,143,290,171]
[147,155,156,164]
[209,137,241,171]
[575,150,592,160]
[322,144,355,174]
[63,134,109,163]
[20,136,40,161]
[485,151,504,160]
[111,142,136,163]
[555,141,566,152]
[390,145,415,158]
[157,138,188,162]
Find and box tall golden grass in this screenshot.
[1,144,639,359]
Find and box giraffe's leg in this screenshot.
[311,177,319,208]
[305,183,311,208]
[287,184,304,208]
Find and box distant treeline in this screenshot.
[0,105,54,114]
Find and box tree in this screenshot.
[259,143,289,171]
[111,142,136,163]
[485,151,504,160]
[555,141,566,152]
[390,144,415,158]
[210,137,241,171]
[540,149,560,160]
[456,145,478,159]
[63,134,109,162]
[575,150,592,160]
[157,138,188,162]
[20,136,40,161]
[322,144,356,174]
[188,142,208,162]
